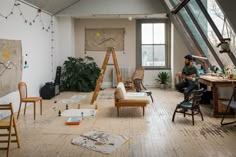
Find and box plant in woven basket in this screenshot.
[61,56,100,92]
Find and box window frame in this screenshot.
[136,19,171,70]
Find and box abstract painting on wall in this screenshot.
[0,39,22,97]
[85,28,125,51]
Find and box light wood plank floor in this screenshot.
[1,88,236,157]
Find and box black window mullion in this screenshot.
[169,0,218,68]
[184,3,224,68]
[171,0,190,14]
[196,0,236,66]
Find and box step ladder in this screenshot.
[90,47,122,104]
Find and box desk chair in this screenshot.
[0,103,20,157]
[17,82,42,120]
[172,88,204,125]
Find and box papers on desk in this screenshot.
[200,75,233,81]
[126,92,145,97]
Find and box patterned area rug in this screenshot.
[99,93,114,99]
[58,95,87,104]
[72,130,128,154]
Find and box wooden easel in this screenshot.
[90,47,122,104]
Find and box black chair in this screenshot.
[172,88,204,125]
[133,78,154,103]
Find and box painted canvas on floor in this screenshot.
[0,39,22,97]
[72,130,128,154]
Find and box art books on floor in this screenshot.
[71,130,128,154]
[66,117,81,125]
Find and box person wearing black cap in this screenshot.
[175,54,199,99]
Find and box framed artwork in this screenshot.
[0,39,22,97]
[85,28,125,51]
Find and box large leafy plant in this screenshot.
[156,72,170,84]
[61,56,100,92]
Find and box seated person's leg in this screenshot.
[175,81,187,93]
[184,83,197,99]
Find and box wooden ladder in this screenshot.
[90,47,122,104]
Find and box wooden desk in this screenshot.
[199,75,236,117]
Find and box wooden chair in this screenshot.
[172,88,204,125]
[0,103,20,157]
[132,67,154,103]
[17,82,42,120]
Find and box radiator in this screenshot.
[112,66,130,87]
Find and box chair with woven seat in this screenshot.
[17,82,42,120]
[132,67,154,103]
[172,88,204,125]
[0,103,20,157]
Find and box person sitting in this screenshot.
[175,54,199,99]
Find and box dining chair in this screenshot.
[17,82,42,120]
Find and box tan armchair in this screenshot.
[114,82,149,116]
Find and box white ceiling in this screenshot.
[23,0,166,18]
[23,0,81,15]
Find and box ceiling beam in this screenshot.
[171,0,190,14]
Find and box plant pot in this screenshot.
[160,83,167,89]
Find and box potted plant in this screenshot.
[156,72,170,89]
[61,56,101,92]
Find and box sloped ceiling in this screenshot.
[23,0,166,17]
[217,0,236,32]
[23,0,81,15]
[56,0,166,17]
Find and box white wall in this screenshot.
[0,0,54,118]
[171,24,189,88]
[58,0,165,16]
[55,17,75,66]
[73,19,189,88]
[74,19,136,87]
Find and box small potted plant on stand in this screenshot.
[156,72,170,89]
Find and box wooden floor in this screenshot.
[1,88,236,157]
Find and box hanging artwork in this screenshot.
[0,39,22,97]
[85,28,125,51]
